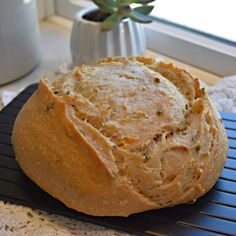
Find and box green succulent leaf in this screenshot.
[105,0,120,7]
[92,0,115,13]
[101,5,116,13]
[118,5,132,16]
[120,0,155,4]
[133,0,155,3]
[133,5,154,15]
[129,11,152,23]
[93,0,155,30]
[101,13,121,31]
[119,0,134,5]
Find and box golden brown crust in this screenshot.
[12,57,228,216]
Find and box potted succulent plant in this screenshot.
[71,0,155,65]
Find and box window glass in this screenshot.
[152,0,236,44]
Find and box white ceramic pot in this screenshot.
[0,0,41,85]
[71,8,146,66]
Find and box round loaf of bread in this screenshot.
[12,57,228,216]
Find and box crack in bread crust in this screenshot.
[50,59,187,154]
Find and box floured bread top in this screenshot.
[48,57,223,196]
[50,59,190,153]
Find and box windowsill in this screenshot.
[48,15,221,85]
[53,0,236,77]
[145,50,221,85]
[0,18,221,103]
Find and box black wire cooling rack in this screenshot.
[0,84,236,236]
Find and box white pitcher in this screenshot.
[0,0,41,85]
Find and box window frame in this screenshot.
[41,0,236,77]
[37,0,55,20]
